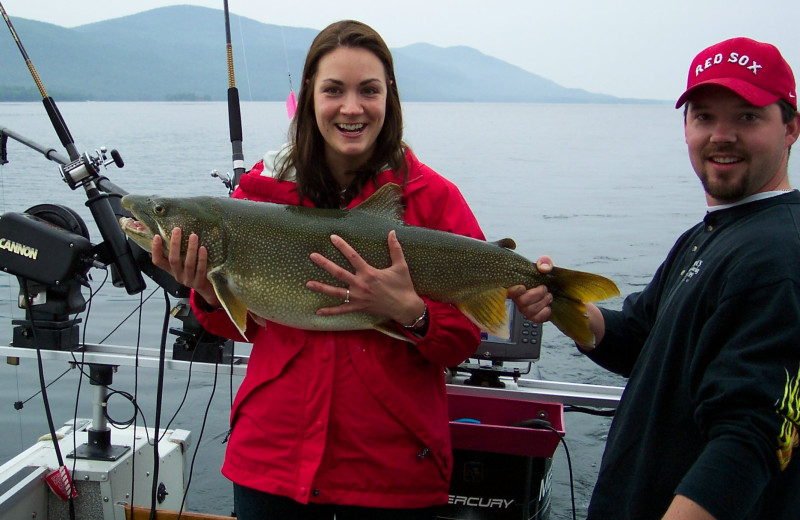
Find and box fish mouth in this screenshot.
[119,215,162,254]
[119,216,154,240]
[119,195,157,241]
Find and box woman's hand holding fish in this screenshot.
[307,230,426,326]
[152,228,221,309]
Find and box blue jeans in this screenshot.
[233,484,440,520]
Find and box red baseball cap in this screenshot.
[675,37,797,110]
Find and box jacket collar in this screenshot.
[704,189,800,226]
[240,148,428,208]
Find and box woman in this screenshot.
[153,20,483,520]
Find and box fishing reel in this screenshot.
[59,147,124,190]
[58,146,146,296]
[211,169,234,194]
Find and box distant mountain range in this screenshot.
[0,5,657,104]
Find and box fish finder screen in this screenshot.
[471,299,542,362]
[480,299,515,343]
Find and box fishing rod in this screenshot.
[281,27,297,118]
[0,7,79,515]
[0,10,232,519]
[223,0,245,192]
[0,3,77,161]
[0,1,145,296]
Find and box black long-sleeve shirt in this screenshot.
[587,191,800,520]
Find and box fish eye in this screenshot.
[154,204,165,215]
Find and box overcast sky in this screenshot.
[2,0,799,101]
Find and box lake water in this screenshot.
[0,101,787,518]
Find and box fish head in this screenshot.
[119,195,226,265]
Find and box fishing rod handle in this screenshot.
[84,183,145,295]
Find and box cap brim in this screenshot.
[675,78,780,109]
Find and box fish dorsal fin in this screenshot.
[351,183,404,222]
[491,238,516,250]
[456,287,510,339]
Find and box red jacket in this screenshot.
[192,150,484,508]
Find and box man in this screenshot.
[510,37,800,520]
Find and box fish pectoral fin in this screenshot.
[208,270,250,340]
[248,312,267,328]
[456,287,510,338]
[373,322,418,343]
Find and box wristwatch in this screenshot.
[403,303,428,332]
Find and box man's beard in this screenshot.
[699,172,749,203]
[697,145,750,203]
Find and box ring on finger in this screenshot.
[344,288,350,304]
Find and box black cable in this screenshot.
[229,344,235,410]
[50,273,154,445]
[21,278,76,519]
[70,278,95,493]
[98,286,159,344]
[70,348,84,498]
[229,337,236,518]
[103,389,139,427]
[149,289,172,520]
[13,269,170,520]
[130,289,145,513]
[178,355,221,519]
[160,331,202,439]
[97,390,151,441]
[13,365,73,409]
[564,404,616,417]
[550,425,575,520]
[10,238,228,518]
[514,418,576,520]
[14,273,101,410]
[70,284,202,515]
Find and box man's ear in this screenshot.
[786,113,800,148]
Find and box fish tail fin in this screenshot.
[549,298,592,345]
[544,266,620,345]
[456,287,510,338]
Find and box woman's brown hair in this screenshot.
[276,20,407,208]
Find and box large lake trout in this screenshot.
[120,183,618,344]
